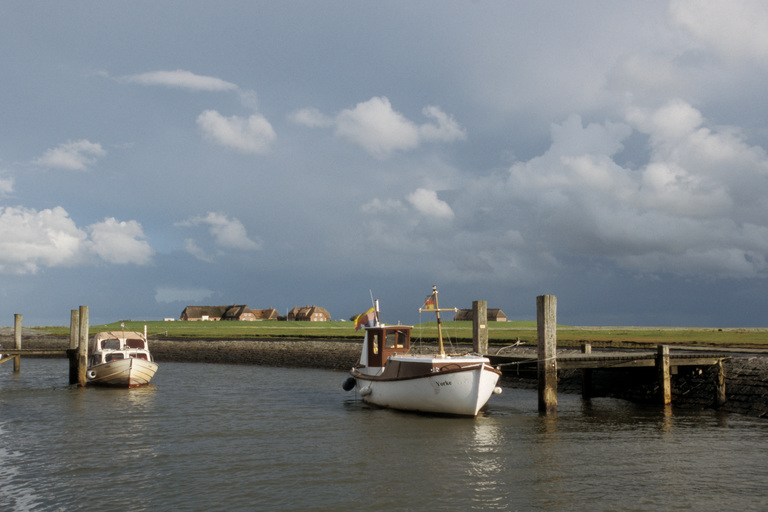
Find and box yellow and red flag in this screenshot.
[354,307,376,330]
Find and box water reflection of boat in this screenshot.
[343,287,502,416]
[87,331,158,388]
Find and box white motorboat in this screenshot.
[87,330,158,388]
[344,287,502,416]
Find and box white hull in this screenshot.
[352,356,501,416]
[88,357,158,388]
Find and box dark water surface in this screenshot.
[2,359,767,511]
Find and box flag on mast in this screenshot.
[422,294,435,310]
[354,307,376,330]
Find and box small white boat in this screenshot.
[87,331,158,388]
[344,287,502,416]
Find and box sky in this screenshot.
[2,1,768,327]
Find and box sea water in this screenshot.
[2,359,767,511]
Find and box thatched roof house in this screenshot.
[180,305,279,321]
[286,305,331,322]
[453,308,507,322]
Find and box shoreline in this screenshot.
[7,336,768,419]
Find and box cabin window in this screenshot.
[130,353,148,360]
[103,339,121,350]
[106,353,124,362]
[371,333,379,354]
[126,339,145,349]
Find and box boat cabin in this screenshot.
[364,325,411,367]
[88,331,153,366]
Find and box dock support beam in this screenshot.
[657,345,671,405]
[472,300,488,355]
[13,314,22,372]
[581,342,592,399]
[537,295,557,414]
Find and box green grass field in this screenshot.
[30,320,768,349]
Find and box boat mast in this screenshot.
[433,286,445,356]
[419,285,455,357]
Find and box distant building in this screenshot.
[286,305,331,322]
[180,305,281,321]
[453,308,507,322]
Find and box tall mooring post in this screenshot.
[69,309,80,385]
[537,295,557,414]
[657,345,671,405]
[13,314,22,372]
[77,306,89,387]
[472,300,488,355]
[581,342,592,399]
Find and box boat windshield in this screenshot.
[103,339,121,350]
[126,339,145,349]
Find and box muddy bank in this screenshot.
[5,337,361,372]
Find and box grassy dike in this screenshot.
[30,319,768,350]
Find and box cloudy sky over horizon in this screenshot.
[3,1,768,327]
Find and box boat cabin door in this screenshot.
[366,326,411,367]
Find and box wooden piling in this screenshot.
[69,309,80,385]
[715,360,726,407]
[657,345,671,405]
[537,295,557,414]
[14,314,22,372]
[77,306,89,387]
[472,300,488,355]
[581,342,592,399]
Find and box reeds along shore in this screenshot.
[7,336,768,419]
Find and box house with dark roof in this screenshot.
[453,308,507,322]
[286,305,331,322]
[180,305,280,321]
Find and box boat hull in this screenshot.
[351,359,501,416]
[87,357,158,388]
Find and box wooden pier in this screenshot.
[487,295,730,414]
[1,307,90,386]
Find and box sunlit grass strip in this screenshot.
[31,320,768,348]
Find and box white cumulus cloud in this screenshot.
[33,140,106,171]
[88,217,154,265]
[407,188,455,219]
[294,96,466,159]
[0,207,154,273]
[196,110,276,154]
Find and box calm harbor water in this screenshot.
[2,359,768,511]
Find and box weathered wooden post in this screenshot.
[714,360,726,407]
[581,342,592,399]
[472,300,488,355]
[77,306,89,387]
[13,314,22,372]
[537,295,557,414]
[69,309,80,385]
[657,345,671,405]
